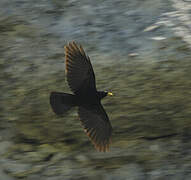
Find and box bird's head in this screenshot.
[104,91,113,97]
[98,91,113,99]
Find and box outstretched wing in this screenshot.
[78,103,112,152]
[65,42,96,95]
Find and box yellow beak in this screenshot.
[107,92,113,96]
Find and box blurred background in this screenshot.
[1,0,191,179]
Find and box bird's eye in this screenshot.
[107,92,113,96]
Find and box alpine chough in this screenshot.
[50,41,113,152]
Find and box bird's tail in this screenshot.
[50,92,76,115]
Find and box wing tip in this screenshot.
[94,140,111,152]
[67,41,79,50]
[65,41,86,57]
[84,128,111,152]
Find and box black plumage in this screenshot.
[50,42,113,152]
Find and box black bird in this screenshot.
[50,42,113,152]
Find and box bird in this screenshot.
[50,41,113,152]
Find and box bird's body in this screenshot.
[50,42,112,152]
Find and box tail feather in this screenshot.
[50,92,76,115]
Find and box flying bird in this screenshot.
[50,41,113,152]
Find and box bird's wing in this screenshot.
[78,103,112,152]
[65,42,96,94]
